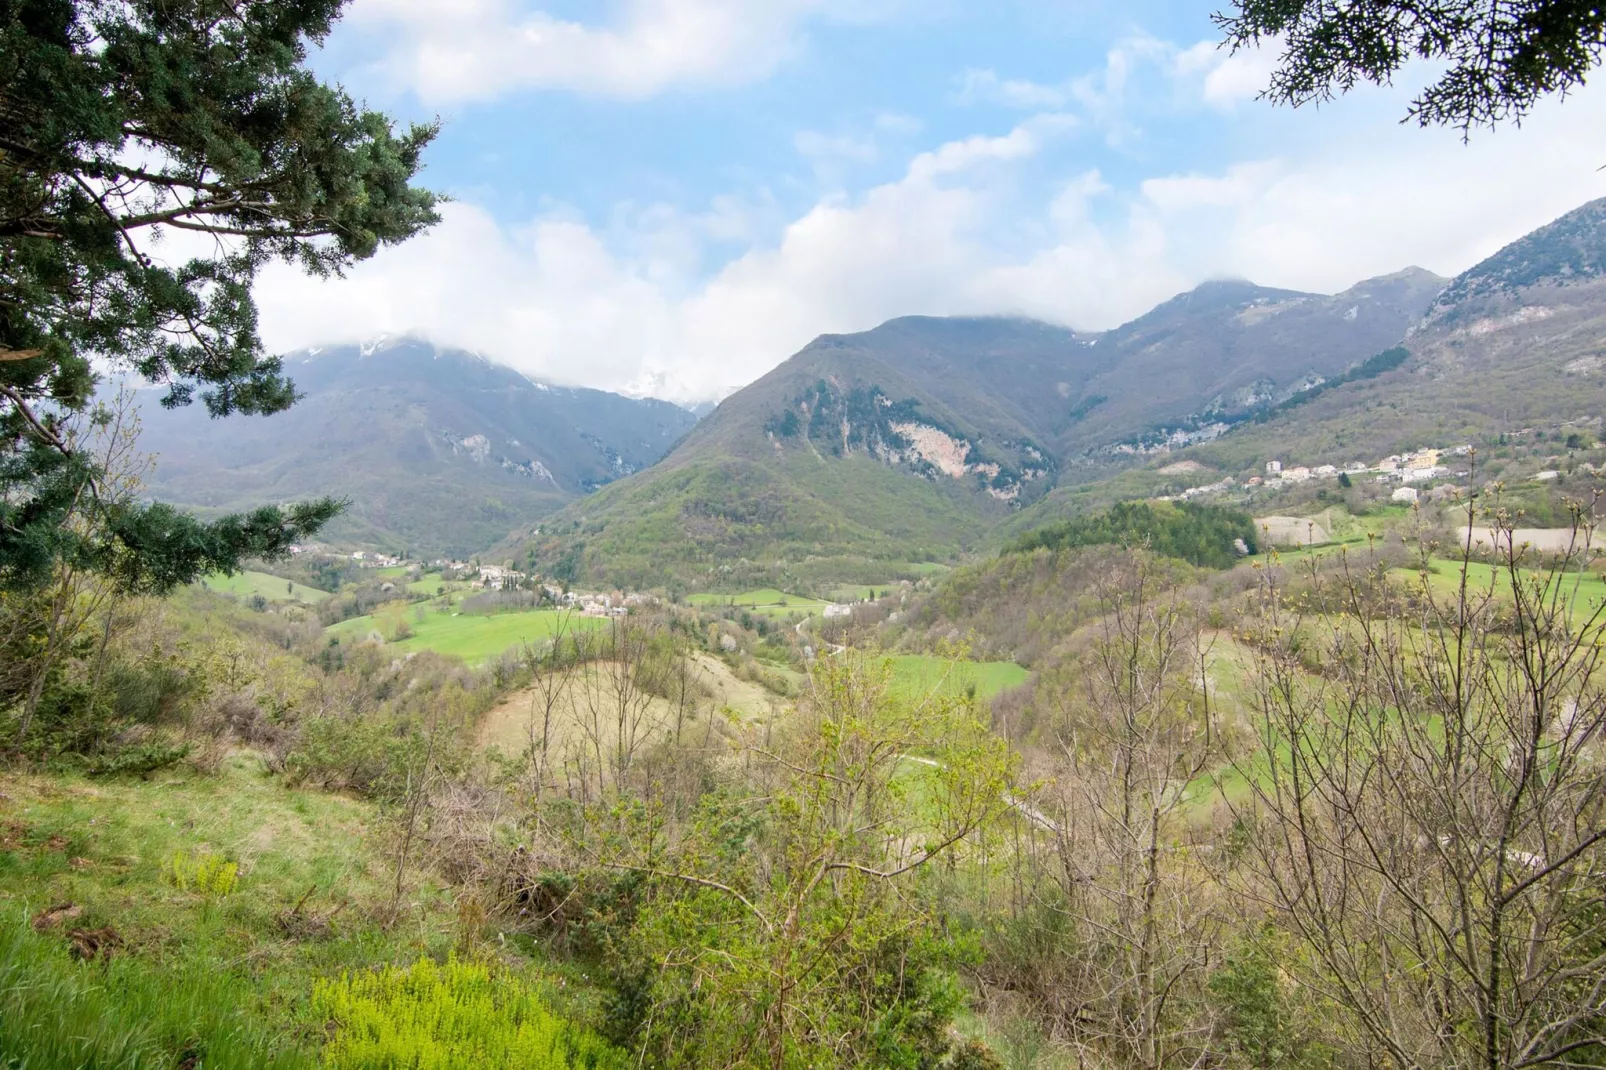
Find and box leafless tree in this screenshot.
[1237,495,1606,1069]
[5,388,148,746]
[1038,551,1223,1068]
[573,617,665,798]
[518,611,576,807]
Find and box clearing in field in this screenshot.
[476,653,777,762]
[1254,515,1333,547]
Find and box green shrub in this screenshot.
[1207,925,1331,1069]
[164,850,240,899]
[86,741,192,777]
[313,956,625,1070]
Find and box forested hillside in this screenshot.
[514,269,1441,588]
[135,340,698,557]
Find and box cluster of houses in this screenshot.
[1158,444,1481,507]
[539,586,655,618]
[1253,445,1474,504]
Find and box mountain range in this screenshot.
[137,196,1606,584]
[506,267,1450,588]
[133,340,698,558]
[511,197,1606,588]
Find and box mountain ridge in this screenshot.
[507,264,1449,587]
[134,340,698,558]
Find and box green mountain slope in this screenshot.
[135,340,698,558]
[512,270,1442,589]
[1165,197,1606,476]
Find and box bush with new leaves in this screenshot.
[313,956,624,1070]
[163,850,239,900]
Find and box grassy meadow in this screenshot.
[0,758,468,1069]
[329,604,604,663]
[685,588,834,619]
[888,654,1028,703]
[197,571,329,605]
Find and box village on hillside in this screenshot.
[1163,443,1498,506]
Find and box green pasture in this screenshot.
[196,571,329,604]
[329,604,604,663]
[687,588,833,618]
[1392,557,1606,616]
[888,655,1028,703]
[687,588,815,607]
[824,584,902,603]
[404,571,468,596]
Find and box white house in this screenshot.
[1401,466,1447,484]
[1314,464,1338,477]
[1535,470,1561,482]
[1265,460,1283,475]
[1392,486,1419,504]
[823,604,853,619]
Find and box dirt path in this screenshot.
[899,754,1062,835]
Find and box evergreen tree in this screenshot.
[0,0,439,593]
[1218,0,1606,130]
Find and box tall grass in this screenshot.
[0,912,311,1070]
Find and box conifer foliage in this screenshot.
[0,0,439,593]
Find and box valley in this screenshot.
[10,75,1606,1069]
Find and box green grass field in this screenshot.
[687,589,833,618]
[824,585,904,603]
[888,655,1028,703]
[329,604,604,663]
[196,571,329,604]
[687,588,821,608]
[405,572,469,596]
[1392,557,1606,616]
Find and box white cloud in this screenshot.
[346,0,885,101]
[255,71,1606,405]
[962,35,1283,134]
[1174,39,1283,106]
[953,68,1070,109]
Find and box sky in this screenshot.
[248,0,1606,403]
